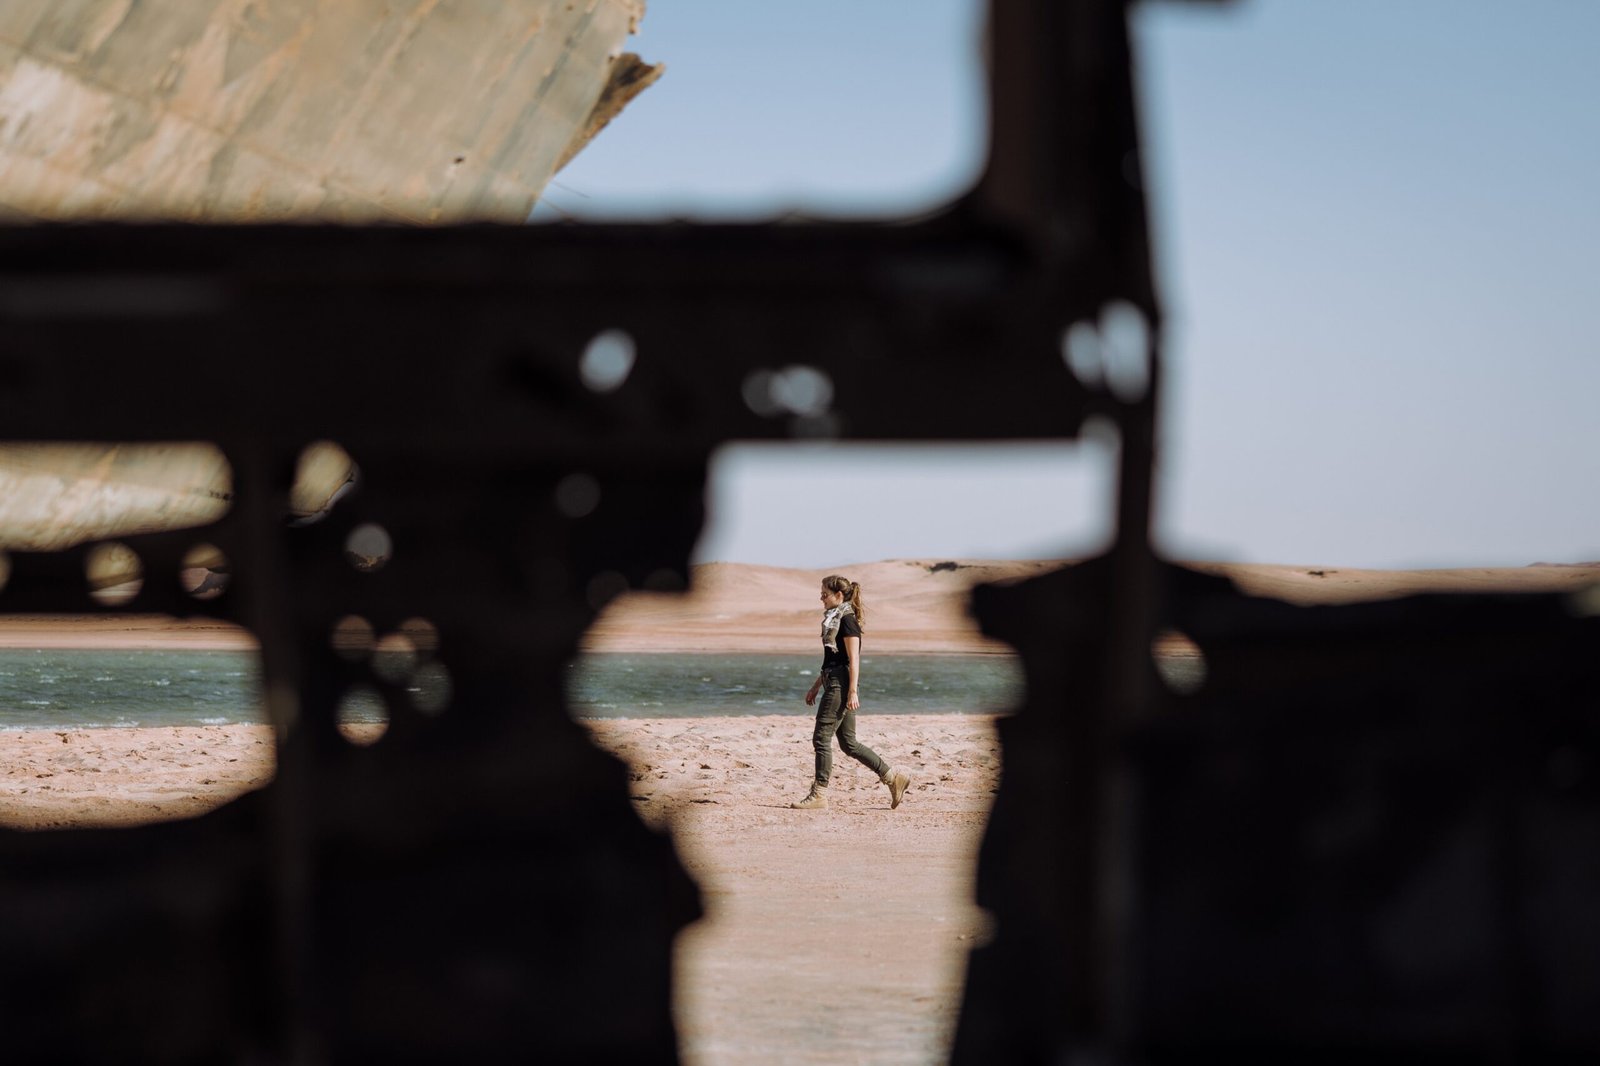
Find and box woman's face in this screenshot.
[820,586,845,609]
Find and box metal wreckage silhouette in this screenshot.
[0,0,1596,1061]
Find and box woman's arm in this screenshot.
[844,635,861,710]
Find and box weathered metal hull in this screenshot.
[0,1,655,556]
[0,0,649,223]
[0,443,230,552]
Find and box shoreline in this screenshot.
[584,644,1017,654]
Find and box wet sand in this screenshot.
[0,714,1000,1065]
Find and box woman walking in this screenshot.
[791,575,912,811]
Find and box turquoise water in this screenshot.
[564,653,1025,719]
[0,648,263,730]
[0,649,1026,730]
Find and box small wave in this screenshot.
[150,679,172,687]
[23,699,52,706]
[93,676,115,682]
[198,717,229,725]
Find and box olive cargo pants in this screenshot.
[812,671,887,786]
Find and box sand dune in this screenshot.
[586,557,1600,654]
[586,558,1062,655]
[1204,561,1600,605]
[3,558,1596,654]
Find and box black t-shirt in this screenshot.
[821,612,861,674]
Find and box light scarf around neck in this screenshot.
[821,601,855,653]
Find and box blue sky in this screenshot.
[545,0,1600,569]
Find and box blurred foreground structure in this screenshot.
[2,0,1597,1062]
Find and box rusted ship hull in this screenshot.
[0,1,656,556]
[0,0,653,223]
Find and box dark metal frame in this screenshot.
[0,1,1166,1057]
[6,0,1594,1062]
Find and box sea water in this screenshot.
[0,648,263,730]
[0,649,1031,730]
[564,653,1026,719]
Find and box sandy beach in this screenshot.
[584,714,1000,1064]
[3,558,1597,1061]
[0,714,1000,1065]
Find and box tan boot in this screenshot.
[790,784,828,810]
[886,770,911,810]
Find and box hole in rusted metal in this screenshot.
[410,662,453,716]
[372,631,418,684]
[291,442,358,525]
[1153,629,1206,695]
[86,542,143,607]
[579,329,636,392]
[554,473,602,518]
[331,616,376,661]
[0,443,231,551]
[399,618,440,657]
[345,524,393,573]
[337,685,389,745]
[180,543,230,601]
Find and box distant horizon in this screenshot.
[686,555,1600,573]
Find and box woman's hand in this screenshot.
[847,687,860,711]
[805,680,821,706]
